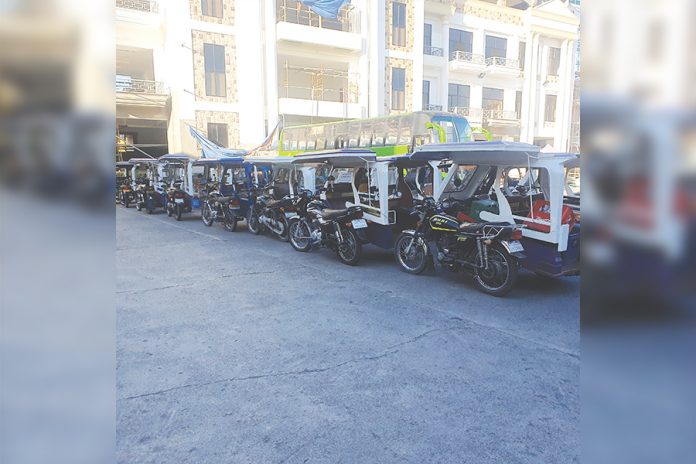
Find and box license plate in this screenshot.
[285,212,297,218]
[505,240,524,253]
[351,219,368,229]
[174,198,184,204]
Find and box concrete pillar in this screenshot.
[263,0,279,131]
[413,0,425,111]
[237,0,265,147]
[441,20,450,110]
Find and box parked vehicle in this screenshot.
[116,161,133,207]
[394,196,525,296]
[194,157,247,231]
[414,141,580,277]
[289,187,366,265]
[130,158,166,214]
[159,153,197,220]
[244,157,316,240]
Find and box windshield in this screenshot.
[432,116,473,143]
[444,165,477,192]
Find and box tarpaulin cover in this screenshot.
[298,0,350,19]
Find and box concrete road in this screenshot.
[117,207,579,463]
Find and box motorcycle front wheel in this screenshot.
[247,208,261,235]
[201,201,214,226]
[175,204,183,221]
[223,209,237,232]
[289,219,311,252]
[394,233,428,274]
[123,194,130,208]
[473,244,518,297]
[146,197,154,214]
[166,204,173,217]
[336,228,362,266]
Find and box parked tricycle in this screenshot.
[158,153,197,220]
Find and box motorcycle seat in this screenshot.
[213,196,234,203]
[458,221,510,232]
[317,208,351,220]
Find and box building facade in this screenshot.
[116,0,579,158]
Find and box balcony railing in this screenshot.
[424,104,443,111]
[450,51,486,65]
[544,120,556,129]
[485,56,520,69]
[280,64,359,103]
[277,0,359,33]
[116,76,167,95]
[449,107,483,119]
[483,109,519,121]
[116,0,158,13]
[424,46,444,57]
[546,74,559,84]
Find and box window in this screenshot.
[518,41,526,70]
[548,47,561,76]
[422,80,430,108]
[201,0,223,18]
[204,43,226,97]
[392,2,406,47]
[482,87,504,111]
[391,67,406,110]
[449,28,473,55]
[448,84,470,109]
[207,122,228,147]
[485,35,507,59]
[515,91,522,118]
[423,23,432,49]
[545,94,557,122]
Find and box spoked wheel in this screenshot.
[223,209,238,232]
[289,219,311,252]
[175,204,183,221]
[247,208,261,235]
[394,233,428,274]
[201,201,214,226]
[336,228,362,266]
[277,214,290,242]
[473,244,518,297]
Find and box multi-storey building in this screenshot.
[116,0,579,158]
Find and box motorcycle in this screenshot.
[201,183,240,231]
[246,189,296,241]
[165,180,192,221]
[393,197,525,296]
[288,188,366,266]
[134,178,157,214]
[117,180,133,207]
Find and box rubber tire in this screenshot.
[473,244,518,297]
[394,232,428,275]
[146,196,154,214]
[289,219,311,252]
[277,214,290,242]
[166,205,173,217]
[123,195,130,208]
[336,228,362,266]
[175,204,183,221]
[247,208,262,235]
[201,201,214,226]
[136,197,142,211]
[223,210,237,232]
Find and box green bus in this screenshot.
[278,111,477,157]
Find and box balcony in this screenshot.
[546,74,559,84]
[450,51,486,65]
[423,46,444,57]
[483,110,520,129]
[486,56,520,69]
[449,107,483,122]
[116,0,158,13]
[276,0,361,51]
[450,51,523,78]
[278,64,363,118]
[116,76,169,113]
[424,104,443,111]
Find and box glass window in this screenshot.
[391,67,406,110]
[201,0,223,18]
[548,47,561,75]
[444,165,478,192]
[485,35,507,59]
[482,87,504,111]
[274,168,289,183]
[392,2,407,47]
[432,117,457,143]
[207,122,228,147]
[515,91,522,118]
[518,41,526,70]
[449,29,473,54]
[545,94,557,122]
[423,23,432,49]
[448,84,470,109]
[422,80,430,108]
[204,43,226,97]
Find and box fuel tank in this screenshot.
[429,214,460,232]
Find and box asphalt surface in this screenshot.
[116,206,579,463]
